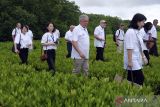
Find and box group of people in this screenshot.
[12,23,33,64]
[12,14,159,86]
[124,15,159,86]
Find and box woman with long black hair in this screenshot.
[124,13,148,85]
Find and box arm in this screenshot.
[94,27,104,41]
[115,30,120,45]
[72,41,85,59]
[12,29,16,41]
[12,35,15,41]
[41,34,56,46]
[42,42,55,46]
[14,34,20,53]
[127,49,133,68]
[94,34,105,41]
[115,36,119,45]
[64,33,71,42]
[125,30,134,68]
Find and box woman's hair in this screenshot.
[144,22,153,33]
[46,22,56,33]
[129,13,147,29]
[21,25,29,32]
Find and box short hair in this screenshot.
[100,20,106,24]
[79,14,89,22]
[153,19,158,23]
[21,25,29,32]
[144,22,153,33]
[129,13,147,29]
[70,25,75,29]
[16,22,21,25]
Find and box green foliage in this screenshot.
[0,0,128,40]
[0,34,160,106]
[157,26,160,32]
[87,14,124,34]
[0,0,80,39]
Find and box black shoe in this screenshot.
[66,54,71,58]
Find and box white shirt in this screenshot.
[116,29,124,40]
[124,29,143,70]
[65,30,73,41]
[14,33,32,49]
[27,30,33,40]
[41,32,59,50]
[71,24,90,59]
[12,28,21,37]
[94,25,105,47]
[140,28,149,50]
[149,25,157,39]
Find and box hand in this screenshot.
[128,61,133,69]
[79,52,85,59]
[48,42,55,45]
[142,56,148,65]
[15,49,19,54]
[116,42,119,46]
[27,44,31,47]
[101,38,105,41]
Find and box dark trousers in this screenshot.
[143,50,150,65]
[127,69,144,85]
[66,42,72,58]
[45,49,56,71]
[96,47,104,61]
[149,39,159,57]
[19,48,29,64]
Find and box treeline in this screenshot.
[0,0,80,41]
[0,0,159,41]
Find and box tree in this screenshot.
[0,0,80,40]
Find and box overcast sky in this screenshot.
[69,0,160,23]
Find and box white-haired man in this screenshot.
[94,20,107,61]
[71,15,90,76]
[149,19,159,57]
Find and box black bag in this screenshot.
[12,34,21,53]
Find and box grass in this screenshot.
[0,33,160,107]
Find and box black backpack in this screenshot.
[113,30,120,42]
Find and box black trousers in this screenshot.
[96,47,104,61]
[143,50,150,65]
[149,39,159,57]
[45,49,56,71]
[19,48,29,64]
[127,69,144,85]
[66,42,72,58]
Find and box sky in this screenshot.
[69,0,160,24]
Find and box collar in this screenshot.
[99,25,104,30]
[16,28,21,30]
[78,24,87,31]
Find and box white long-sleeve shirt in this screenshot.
[14,33,32,49]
